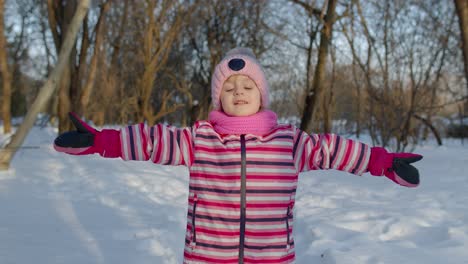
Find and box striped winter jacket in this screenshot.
[119,121,371,264]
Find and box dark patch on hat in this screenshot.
[228,58,245,71]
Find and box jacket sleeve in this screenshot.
[120,123,194,166]
[292,128,371,175]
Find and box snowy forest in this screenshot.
[0,0,467,167]
[1,1,468,263]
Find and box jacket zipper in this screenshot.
[286,205,291,248]
[191,194,199,246]
[239,135,247,264]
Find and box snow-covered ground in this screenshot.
[1,125,468,264]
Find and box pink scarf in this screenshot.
[208,110,278,136]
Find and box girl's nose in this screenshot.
[234,87,243,95]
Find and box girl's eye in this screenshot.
[226,88,234,92]
[245,87,252,90]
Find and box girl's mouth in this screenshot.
[234,100,248,105]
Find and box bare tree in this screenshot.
[0,0,90,170]
[287,0,322,130]
[84,0,128,126]
[47,0,88,133]
[0,1,48,124]
[0,0,12,134]
[454,0,468,116]
[293,0,338,133]
[79,0,111,116]
[139,1,185,124]
[338,0,453,150]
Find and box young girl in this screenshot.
[54,48,422,264]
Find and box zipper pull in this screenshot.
[288,201,294,215]
[189,239,196,249]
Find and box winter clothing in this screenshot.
[119,121,371,263]
[367,147,422,187]
[54,115,375,263]
[53,114,424,263]
[211,48,270,110]
[208,110,278,135]
[54,112,121,157]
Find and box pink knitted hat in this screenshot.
[211,47,270,110]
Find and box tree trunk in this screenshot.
[0,0,90,170]
[0,0,12,134]
[300,0,338,133]
[454,0,468,116]
[57,62,72,132]
[323,46,337,133]
[352,62,362,138]
[80,1,111,116]
[48,0,79,133]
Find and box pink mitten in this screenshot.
[53,112,121,158]
[368,147,422,187]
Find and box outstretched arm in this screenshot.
[292,128,422,187]
[293,129,371,176]
[53,112,194,166]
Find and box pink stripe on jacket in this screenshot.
[119,121,370,263]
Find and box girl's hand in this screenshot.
[368,147,423,187]
[53,112,121,157]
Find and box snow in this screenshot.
[1,125,468,264]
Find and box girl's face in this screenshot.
[220,75,261,116]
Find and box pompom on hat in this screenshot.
[211,47,270,110]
